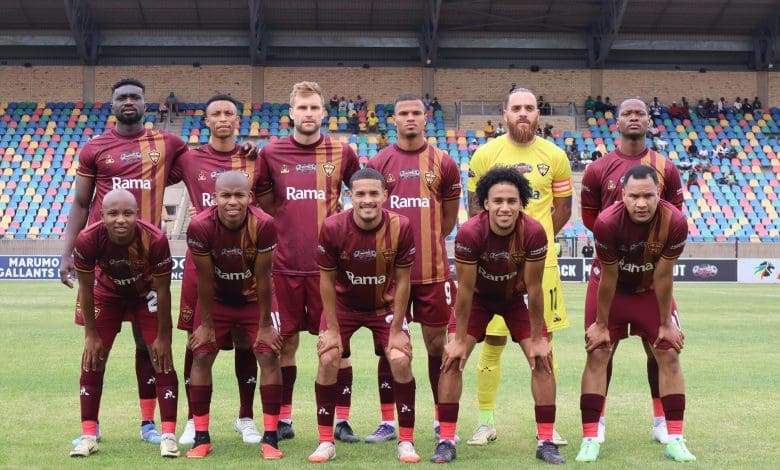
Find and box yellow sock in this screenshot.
[476,342,504,416]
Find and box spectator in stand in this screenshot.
[166,92,180,117]
[655,135,668,152]
[483,120,496,138]
[696,100,706,118]
[468,138,480,156]
[367,112,379,133]
[581,240,594,258]
[742,98,752,114]
[423,93,432,111]
[543,123,554,139]
[591,149,603,161]
[159,102,169,123]
[594,96,606,113]
[355,95,366,111]
[348,113,360,135]
[431,97,442,112]
[733,97,742,113]
[510,82,517,93]
[705,98,717,118]
[717,97,726,114]
[329,94,340,110]
[379,131,388,149]
[604,97,616,113]
[752,96,762,111]
[584,96,596,112]
[338,97,347,112]
[687,143,698,159]
[347,99,355,112]
[649,98,662,119]
[495,122,506,136]
[669,101,682,120]
[538,96,552,115]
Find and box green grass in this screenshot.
[0,282,777,469]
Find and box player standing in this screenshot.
[257,81,360,442]
[575,165,696,463]
[466,88,571,446]
[580,98,684,443]
[365,93,461,442]
[60,78,188,445]
[309,168,420,464]
[170,94,266,445]
[432,167,565,465]
[184,171,283,459]
[69,189,179,458]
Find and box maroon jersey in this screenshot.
[169,144,267,213]
[317,209,416,315]
[73,219,173,299]
[186,205,276,304]
[592,199,687,293]
[454,211,547,304]
[257,135,359,275]
[76,128,189,226]
[581,148,684,222]
[367,143,461,284]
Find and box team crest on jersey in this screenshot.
[148,150,161,165]
[511,251,526,264]
[353,248,377,261]
[180,307,193,322]
[296,163,317,174]
[104,155,115,164]
[537,164,550,176]
[93,306,101,319]
[424,171,437,186]
[197,171,207,181]
[280,164,290,174]
[513,163,533,174]
[607,180,616,190]
[340,250,350,261]
[322,162,336,177]
[648,242,663,255]
[382,249,397,263]
[385,173,396,184]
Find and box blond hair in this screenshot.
[289,81,324,106]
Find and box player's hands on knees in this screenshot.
[82,333,105,372]
[255,325,283,354]
[654,323,684,352]
[585,322,611,352]
[317,328,342,357]
[442,338,469,372]
[387,329,412,359]
[189,325,216,351]
[150,337,174,374]
[526,337,553,374]
[59,256,76,288]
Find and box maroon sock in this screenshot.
[189,384,213,417]
[647,356,661,399]
[661,394,685,422]
[377,356,394,405]
[135,349,156,400]
[183,347,193,419]
[535,404,556,425]
[580,394,605,425]
[427,355,442,405]
[393,378,416,430]
[315,382,337,428]
[235,348,258,419]
[336,366,353,409]
[260,384,282,418]
[281,366,297,410]
[437,402,459,424]
[80,370,105,422]
[155,371,179,423]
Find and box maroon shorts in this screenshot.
[447,296,547,343]
[177,250,197,331]
[73,272,134,325]
[274,273,322,337]
[405,280,456,327]
[320,311,410,359]
[77,291,162,350]
[584,276,681,350]
[192,300,273,355]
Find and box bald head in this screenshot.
[103,188,137,210]
[215,170,251,192]
[618,98,648,115]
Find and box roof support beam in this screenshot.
[586,0,627,68]
[248,0,268,65]
[420,0,441,65]
[753,1,780,70]
[64,0,98,65]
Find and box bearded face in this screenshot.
[504,91,540,145]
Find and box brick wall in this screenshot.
[767,73,780,106]
[0,66,83,102]
[602,70,757,107]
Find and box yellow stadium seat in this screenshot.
[688,131,698,140]
[328,122,338,131]
[249,129,259,137]
[751,165,761,173]
[194,110,204,116]
[704,125,713,133]
[20,161,30,169]
[428,137,437,145]
[33,194,43,203]
[144,122,154,129]
[188,136,198,144]
[744,113,754,121]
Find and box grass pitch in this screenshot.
[0,281,777,469]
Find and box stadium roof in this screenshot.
[1,0,779,69]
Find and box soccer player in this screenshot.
[69,189,179,458]
[170,94,266,446]
[575,165,696,463]
[310,168,420,464]
[257,81,360,442]
[465,87,572,446]
[185,171,283,459]
[59,78,189,446]
[580,98,684,444]
[433,166,564,465]
[365,93,461,442]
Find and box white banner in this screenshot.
[737,258,780,283]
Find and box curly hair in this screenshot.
[475,165,533,210]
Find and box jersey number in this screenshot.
[146,290,158,314]
[444,281,453,305]
[548,286,558,311]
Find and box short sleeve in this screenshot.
[524,218,548,262]
[661,211,688,260]
[75,141,98,179]
[341,144,360,184]
[186,217,212,256]
[593,216,618,264]
[316,219,339,271]
[255,147,273,196]
[255,215,278,253]
[440,154,462,201]
[73,231,98,272]
[395,221,416,268]
[149,232,173,276]
[580,163,602,210]
[663,163,685,211]
[466,147,488,193]
[454,221,481,264]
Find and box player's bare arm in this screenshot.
[552,195,573,235]
[77,270,104,371]
[149,273,174,374]
[59,175,96,287]
[253,250,282,353]
[189,253,216,351]
[441,198,460,236]
[317,268,342,357]
[387,265,412,359]
[442,260,477,372]
[467,190,482,218]
[588,261,618,352]
[257,192,276,216]
[653,256,684,352]
[523,257,552,373]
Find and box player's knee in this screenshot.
[586,348,611,370]
[319,349,341,370]
[654,349,681,371]
[387,349,411,371]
